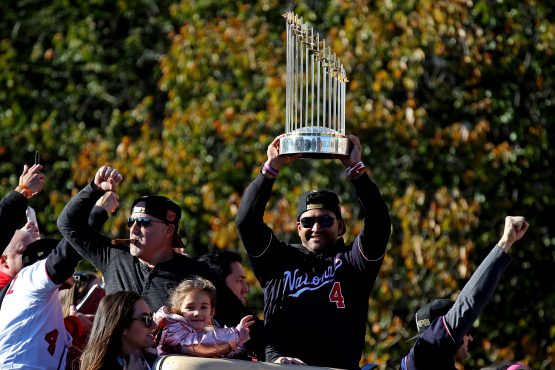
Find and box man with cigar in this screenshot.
[236,135,391,369]
[57,166,264,356]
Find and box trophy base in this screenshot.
[279,129,349,159]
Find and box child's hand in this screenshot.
[236,315,254,345]
[238,315,255,331]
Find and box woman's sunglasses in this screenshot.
[299,215,336,228]
[127,217,166,228]
[133,312,156,328]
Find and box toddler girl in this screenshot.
[154,276,253,358]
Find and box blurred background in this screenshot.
[0,0,553,368]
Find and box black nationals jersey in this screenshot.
[237,172,391,369]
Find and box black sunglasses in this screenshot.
[127,217,166,228]
[132,312,156,328]
[299,215,336,228]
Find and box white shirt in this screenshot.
[0,259,71,369]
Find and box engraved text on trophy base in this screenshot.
[279,129,349,158]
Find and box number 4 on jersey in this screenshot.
[329,282,345,308]
[44,329,59,356]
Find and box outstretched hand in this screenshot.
[498,216,529,253]
[266,135,302,172]
[94,166,123,191]
[338,134,363,168]
[22,220,41,241]
[236,314,254,345]
[238,315,255,331]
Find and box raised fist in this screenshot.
[94,166,123,191]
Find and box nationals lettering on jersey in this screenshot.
[283,254,343,298]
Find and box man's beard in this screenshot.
[130,240,144,257]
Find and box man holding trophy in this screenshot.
[236,133,391,369]
[236,13,391,368]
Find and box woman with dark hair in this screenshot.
[80,291,156,370]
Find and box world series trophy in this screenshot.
[279,12,349,158]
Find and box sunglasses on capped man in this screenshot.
[127,217,167,228]
[299,215,336,228]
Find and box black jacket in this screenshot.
[0,191,28,253]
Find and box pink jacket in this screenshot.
[153,306,249,358]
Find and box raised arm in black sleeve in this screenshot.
[57,181,113,270]
[351,173,391,260]
[47,198,110,284]
[235,173,275,257]
[444,246,511,342]
[0,191,28,253]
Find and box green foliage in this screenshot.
[1,0,553,368]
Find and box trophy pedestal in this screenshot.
[279,127,349,159]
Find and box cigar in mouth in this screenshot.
[111,238,133,246]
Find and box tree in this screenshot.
[1,0,553,367]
